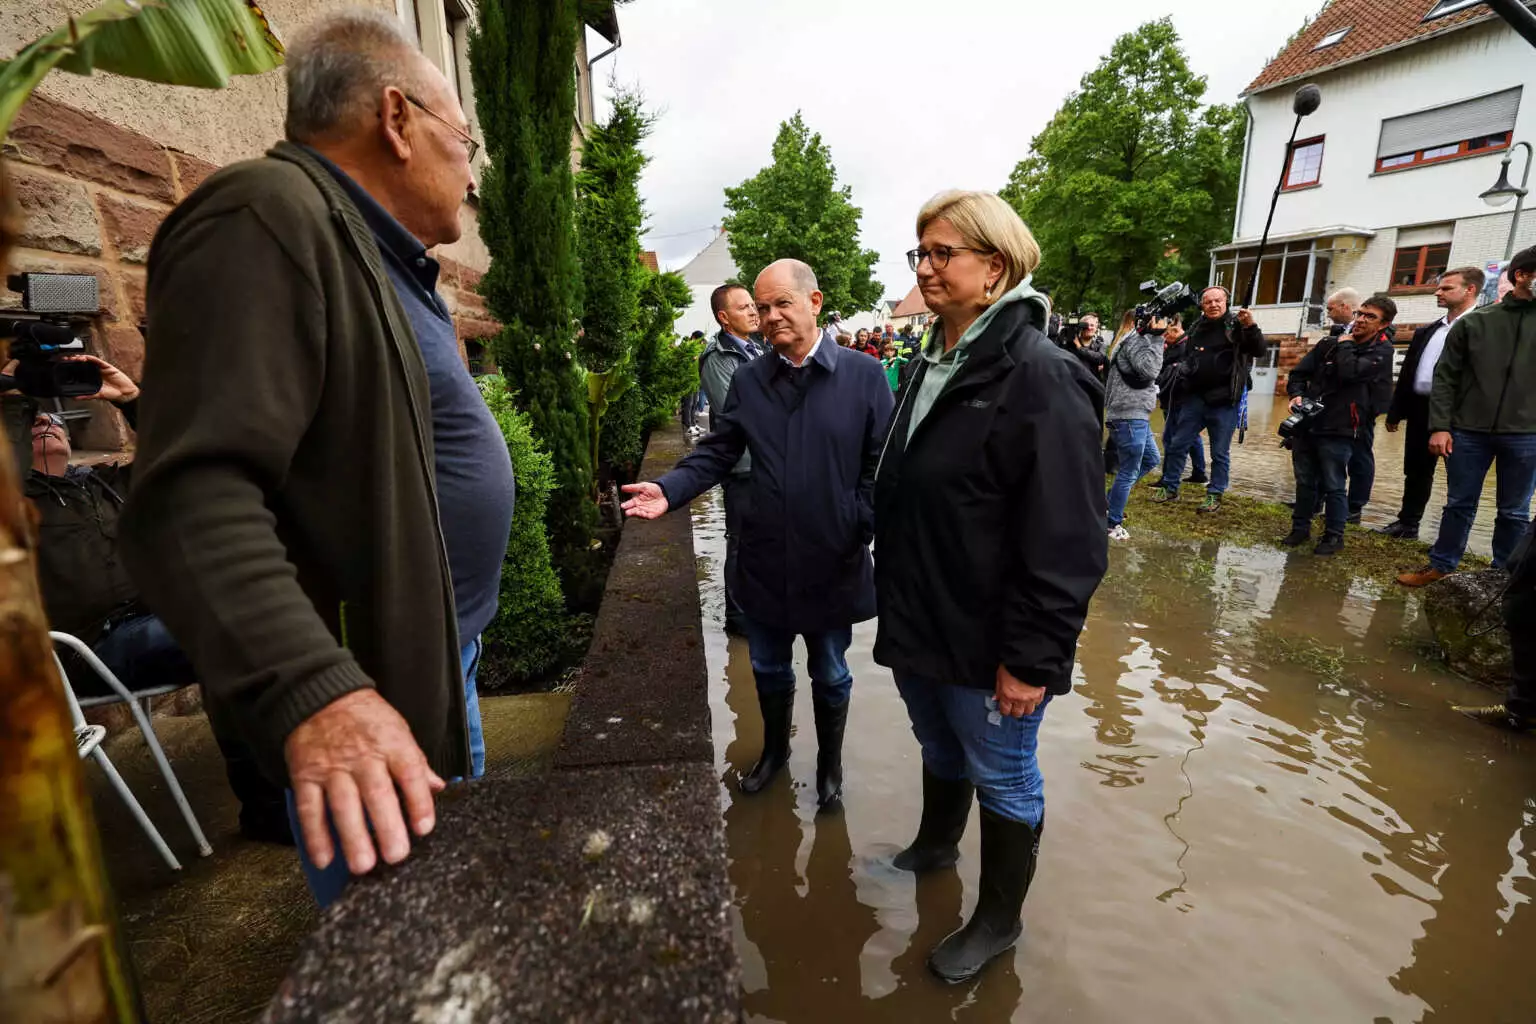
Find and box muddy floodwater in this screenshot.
[690,484,1535,1023]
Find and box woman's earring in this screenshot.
[985,283,994,300]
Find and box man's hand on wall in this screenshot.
[286,689,446,875]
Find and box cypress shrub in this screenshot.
[469,0,595,589]
[476,376,569,685]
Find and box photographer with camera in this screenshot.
[1152,286,1267,513]
[1104,312,1167,540]
[1068,320,1107,381]
[1279,295,1397,555]
[18,354,292,843]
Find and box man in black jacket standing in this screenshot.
[1379,268,1483,539]
[1153,286,1267,513]
[622,259,894,810]
[1280,295,1398,554]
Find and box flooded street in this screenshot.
[690,486,1536,1023]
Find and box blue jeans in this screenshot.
[1162,403,1204,478]
[86,612,197,696]
[742,618,853,705]
[1347,421,1376,516]
[1162,394,1241,494]
[1291,435,1354,536]
[1106,419,1161,527]
[287,635,485,908]
[894,673,1050,827]
[1428,430,1536,572]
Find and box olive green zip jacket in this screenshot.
[121,142,468,785]
[1429,292,1536,434]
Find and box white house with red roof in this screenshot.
[1218,0,1536,344]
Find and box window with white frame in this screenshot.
[1212,239,1333,307]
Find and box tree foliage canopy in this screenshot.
[470,0,594,573]
[1000,18,1247,316]
[722,113,882,316]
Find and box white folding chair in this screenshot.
[52,632,213,862]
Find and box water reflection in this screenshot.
[691,485,1536,1023]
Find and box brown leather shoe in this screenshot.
[1397,566,1448,587]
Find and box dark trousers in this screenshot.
[1347,420,1376,515]
[1291,435,1353,536]
[86,612,287,829]
[722,474,749,633]
[1160,402,1205,478]
[1396,403,1440,528]
[1505,523,1536,720]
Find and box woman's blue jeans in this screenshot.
[1106,418,1161,527]
[893,672,1050,828]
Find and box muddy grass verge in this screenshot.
[1119,482,1490,596]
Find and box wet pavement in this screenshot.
[1195,396,1501,557]
[690,484,1536,1023]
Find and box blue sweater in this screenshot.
[311,151,515,643]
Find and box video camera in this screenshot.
[0,273,102,398]
[1278,398,1325,450]
[1134,280,1196,334]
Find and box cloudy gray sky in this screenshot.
[590,0,1323,304]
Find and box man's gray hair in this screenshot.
[758,258,819,296]
[284,9,429,143]
[1327,286,1361,308]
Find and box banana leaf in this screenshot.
[0,0,284,142]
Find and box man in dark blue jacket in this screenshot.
[623,259,894,810]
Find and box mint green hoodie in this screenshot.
[904,277,1051,444]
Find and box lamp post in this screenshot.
[1480,140,1532,261]
[1247,84,1322,308]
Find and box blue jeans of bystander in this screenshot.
[1428,430,1536,572]
[1291,435,1354,537]
[893,672,1051,828]
[1106,419,1161,527]
[1161,394,1241,495]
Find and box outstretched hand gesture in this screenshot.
[621,482,669,520]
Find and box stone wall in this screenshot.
[3,92,498,453]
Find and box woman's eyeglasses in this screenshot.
[906,246,989,272]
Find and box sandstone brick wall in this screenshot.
[4,92,499,454]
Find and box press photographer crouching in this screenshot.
[1279,295,1397,555]
[22,355,292,845]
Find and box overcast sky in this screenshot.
[589,0,1323,304]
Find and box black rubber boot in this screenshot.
[813,694,850,811]
[893,768,975,872]
[928,807,1041,984]
[740,690,793,794]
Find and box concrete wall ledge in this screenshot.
[266,422,740,1023]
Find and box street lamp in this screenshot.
[1480,140,1531,261]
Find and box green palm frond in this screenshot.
[1,0,284,142]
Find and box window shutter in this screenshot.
[1376,87,1522,159]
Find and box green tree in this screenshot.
[598,270,695,477]
[476,376,576,685]
[1000,18,1247,316]
[722,113,882,315]
[575,88,652,483]
[469,0,594,579]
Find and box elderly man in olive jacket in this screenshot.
[623,259,894,810]
[120,11,513,907]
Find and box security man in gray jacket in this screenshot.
[699,283,764,636]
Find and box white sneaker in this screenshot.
[1108,524,1131,541]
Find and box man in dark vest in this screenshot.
[1152,285,1267,514]
[698,283,763,635]
[622,259,894,811]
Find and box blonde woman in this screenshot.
[873,190,1108,983]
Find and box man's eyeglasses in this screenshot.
[906,246,990,272]
[1354,309,1383,322]
[405,94,480,162]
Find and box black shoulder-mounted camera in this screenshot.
[1134,280,1196,334]
[1,273,102,398]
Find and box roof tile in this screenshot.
[1245,0,1501,95]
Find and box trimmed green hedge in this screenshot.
[477,375,569,685]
